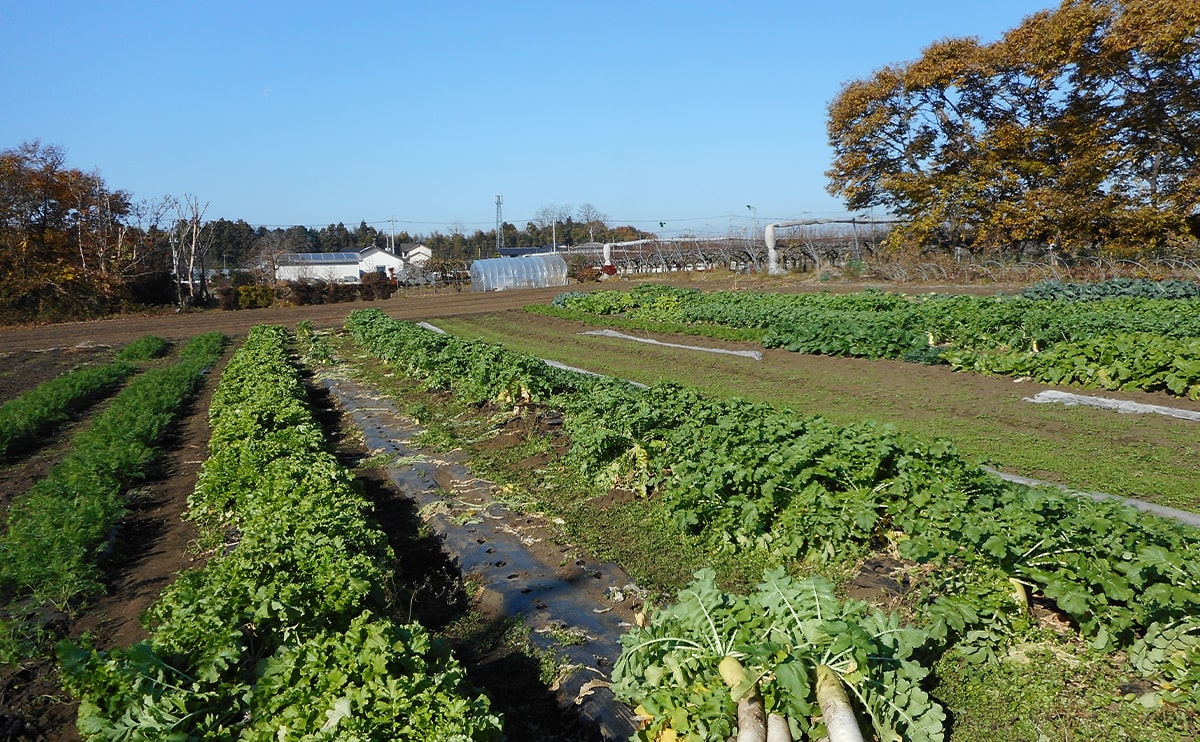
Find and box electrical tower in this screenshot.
[495,195,504,252]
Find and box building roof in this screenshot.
[278,252,360,266]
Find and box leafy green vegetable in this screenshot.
[58,325,502,741]
[612,569,943,742]
[346,309,1200,714]
[0,360,134,460]
[0,333,227,604]
[549,285,1200,396]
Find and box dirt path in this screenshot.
[325,373,639,740]
[0,287,576,353]
[0,277,1015,354]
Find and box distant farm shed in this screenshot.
[275,246,427,284]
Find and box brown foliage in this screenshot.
[826,0,1200,256]
[0,142,173,323]
[574,266,601,283]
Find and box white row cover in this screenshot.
[470,254,569,292]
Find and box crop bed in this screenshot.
[2,278,1198,740]
[344,306,1200,740]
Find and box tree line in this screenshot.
[826,0,1200,257]
[0,142,650,322]
[5,0,1197,320]
[419,204,654,262]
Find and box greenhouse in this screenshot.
[470,254,569,292]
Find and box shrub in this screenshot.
[360,272,395,300]
[236,284,276,309]
[575,266,601,283]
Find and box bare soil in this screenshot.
[0,286,578,355]
[0,346,116,403]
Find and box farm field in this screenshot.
[0,274,1007,355]
[2,275,1199,740]
[429,305,1200,514]
[336,303,1200,741]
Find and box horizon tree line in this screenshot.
[4,0,1199,320]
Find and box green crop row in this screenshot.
[346,307,596,405]
[550,285,1200,396]
[0,335,173,461]
[345,308,1200,718]
[613,569,944,741]
[560,285,1200,349]
[0,360,134,460]
[564,382,1200,658]
[113,334,173,362]
[945,332,1200,397]
[0,333,226,607]
[1021,278,1200,301]
[58,324,501,741]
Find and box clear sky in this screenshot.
[2,1,1055,237]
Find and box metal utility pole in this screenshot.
[388,217,396,253]
[495,195,504,252]
[746,205,757,246]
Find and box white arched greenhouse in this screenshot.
[470,254,569,292]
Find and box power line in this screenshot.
[245,210,864,232]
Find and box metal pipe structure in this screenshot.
[602,238,657,267]
[764,218,901,274]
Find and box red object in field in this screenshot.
[601,264,617,275]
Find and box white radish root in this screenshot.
[736,693,767,742]
[766,712,791,741]
[816,664,864,742]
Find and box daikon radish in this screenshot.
[816,664,864,742]
[736,694,767,742]
[766,712,791,741]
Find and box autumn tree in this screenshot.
[0,141,167,321]
[826,0,1200,256]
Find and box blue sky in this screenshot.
[2,1,1054,236]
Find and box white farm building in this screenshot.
[274,245,430,284]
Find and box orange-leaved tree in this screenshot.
[0,141,173,322]
[826,0,1200,257]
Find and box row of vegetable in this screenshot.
[0,335,172,461]
[345,307,1200,740]
[57,324,502,740]
[542,280,1200,398]
[0,333,227,612]
[1018,278,1200,301]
